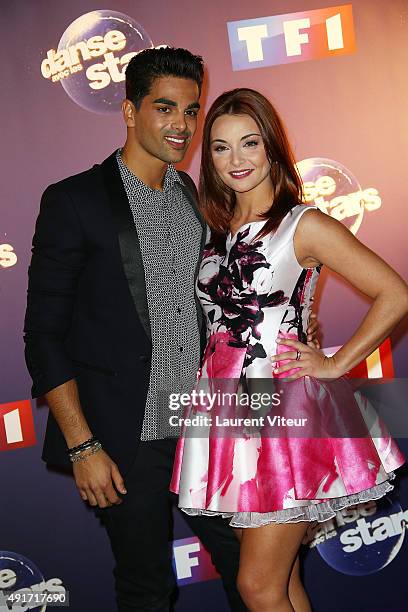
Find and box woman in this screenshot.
[170,88,408,611]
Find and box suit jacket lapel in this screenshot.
[179,180,207,355]
[179,181,206,281]
[101,152,151,343]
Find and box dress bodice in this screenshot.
[196,205,321,377]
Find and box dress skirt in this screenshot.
[170,332,406,527]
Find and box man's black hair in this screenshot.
[125,46,204,109]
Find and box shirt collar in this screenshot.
[116,148,185,195]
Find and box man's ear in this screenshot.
[122,99,137,128]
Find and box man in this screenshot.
[24,47,318,611]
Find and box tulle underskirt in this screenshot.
[180,471,396,527]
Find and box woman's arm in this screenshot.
[272,208,408,379]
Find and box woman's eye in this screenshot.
[213,145,227,152]
[244,140,259,147]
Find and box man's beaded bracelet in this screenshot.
[67,436,97,455]
[69,442,102,463]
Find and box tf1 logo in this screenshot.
[0,401,36,452]
[173,537,219,585]
[227,4,356,71]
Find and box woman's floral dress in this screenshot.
[170,205,405,526]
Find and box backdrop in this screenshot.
[1,1,408,610]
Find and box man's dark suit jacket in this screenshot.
[24,151,207,476]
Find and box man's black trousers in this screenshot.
[94,438,247,611]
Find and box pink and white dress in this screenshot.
[170,205,405,527]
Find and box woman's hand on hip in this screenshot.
[270,338,344,380]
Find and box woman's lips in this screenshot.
[228,169,254,179]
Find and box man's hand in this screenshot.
[73,449,127,508]
[306,312,320,349]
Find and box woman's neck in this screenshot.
[232,179,274,224]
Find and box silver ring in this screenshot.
[295,349,301,361]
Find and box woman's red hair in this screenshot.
[199,88,304,247]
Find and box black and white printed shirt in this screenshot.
[116,149,202,440]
